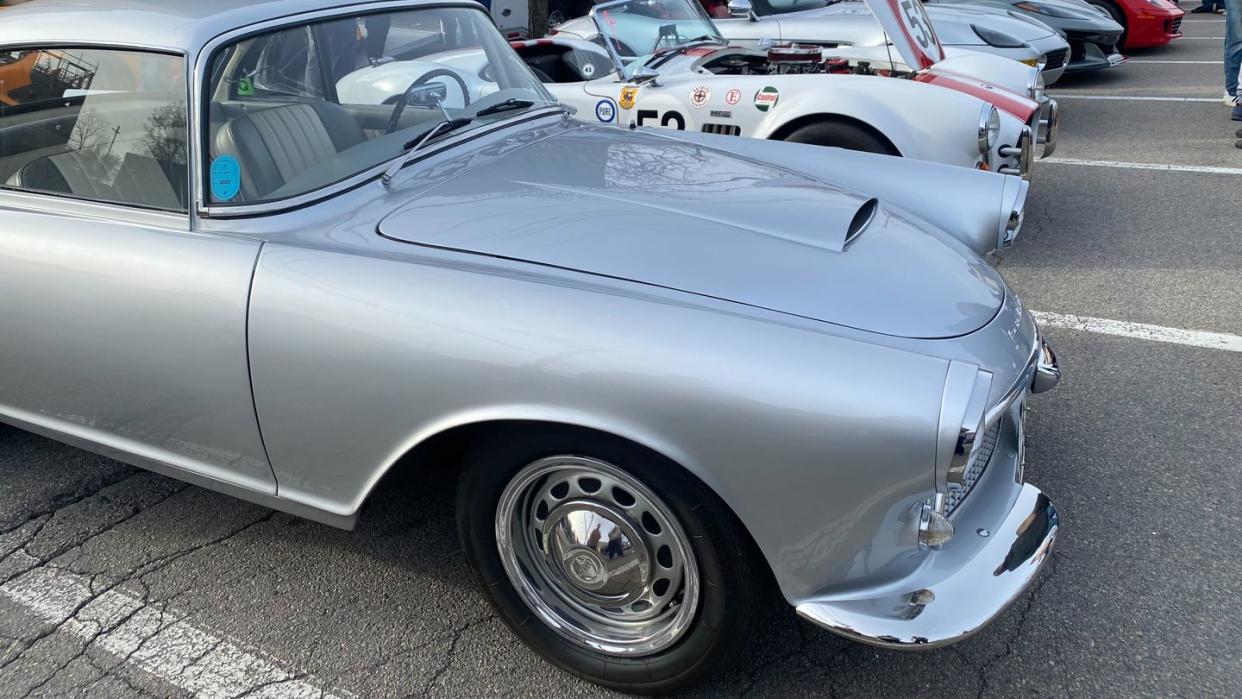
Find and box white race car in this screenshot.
[339,0,1052,177]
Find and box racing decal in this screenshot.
[754,86,779,112]
[636,109,686,130]
[689,86,711,109]
[725,88,741,105]
[595,98,617,123]
[581,62,597,77]
[210,156,241,201]
[237,78,255,97]
[619,86,638,110]
[710,109,732,118]
[862,0,945,71]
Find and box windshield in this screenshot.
[592,0,723,59]
[205,6,555,204]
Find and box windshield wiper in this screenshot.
[381,116,474,186]
[474,98,535,117]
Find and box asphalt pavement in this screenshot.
[2,12,1241,698]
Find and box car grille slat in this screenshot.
[701,123,741,136]
[945,417,1003,516]
[1043,48,1069,72]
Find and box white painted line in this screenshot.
[1042,158,1242,176]
[1049,94,1219,102]
[1126,60,1223,64]
[0,563,351,699]
[1178,36,1226,39]
[1033,311,1242,353]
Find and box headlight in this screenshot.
[1145,0,1167,6]
[1026,63,1046,101]
[923,362,995,549]
[1014,1,1079,17]
[971,23,1027,48]
[978,104,1001,154]
[998,176,1029,248]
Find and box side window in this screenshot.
[215,26,328,102]
[0,48,188,212]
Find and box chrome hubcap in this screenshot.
[495,456,699,656]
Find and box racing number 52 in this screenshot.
[636,109,686,130]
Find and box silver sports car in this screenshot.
[0,0,1060,692]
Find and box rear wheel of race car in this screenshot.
[784,119,899,156]
[456,427,764,694]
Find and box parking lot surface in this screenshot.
[1,14,1240,699]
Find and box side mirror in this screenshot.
[727,0,754,18]
[630,65,660,84]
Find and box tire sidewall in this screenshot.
[456,428,759,692]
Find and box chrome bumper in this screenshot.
[795,484,1058,649]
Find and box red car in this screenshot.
[1087,0,1183,49]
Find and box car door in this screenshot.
[0,46,275,493]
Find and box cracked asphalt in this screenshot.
[1,12,1241,699]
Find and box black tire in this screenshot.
[784,119,899,156]
[456,426,765,694]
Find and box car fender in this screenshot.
[651,129,1029,255]
[751,75,989,168]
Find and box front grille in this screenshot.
[701,123,741,136]
[1167,17,1182,34]
[1043,48,1068,72]
[945,417,1003,515]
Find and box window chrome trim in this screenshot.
[190,0,521,219]
[0,189,189,230]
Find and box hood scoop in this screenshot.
[843,198,878,251]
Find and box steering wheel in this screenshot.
[386,68,472,133]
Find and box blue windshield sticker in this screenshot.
[595,98,616,123]
[210,156,241,201]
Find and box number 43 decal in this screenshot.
[635,109,686,130]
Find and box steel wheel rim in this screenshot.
[495,455,700,656]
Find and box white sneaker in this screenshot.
[1227,93,1239,107]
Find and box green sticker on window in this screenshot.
[237,77,254,96]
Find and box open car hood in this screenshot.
[860,0,946,70]
[378,126,1004,339]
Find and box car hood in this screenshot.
[378,126,1004,339]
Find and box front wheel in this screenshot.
[784,119,898,156]
[456,429,764,693]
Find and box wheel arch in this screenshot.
[356,415,778,583]
[766,113,903,157]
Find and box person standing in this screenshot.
[1192,0,1224,14]
[1228,0,1242,106]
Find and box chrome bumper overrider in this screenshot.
[795,484,1058,649]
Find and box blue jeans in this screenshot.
[1228,0,1242,96]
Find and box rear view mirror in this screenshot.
[407,82,448,108]
[728,0,753,18]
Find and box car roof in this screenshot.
[0,0,480,55]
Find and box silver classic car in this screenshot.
[0,0,1060,692]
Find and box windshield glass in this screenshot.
[592,0,723,60]
[205,6,555,204]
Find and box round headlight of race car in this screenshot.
[971,23,1027,49]
[978,105,1001,154]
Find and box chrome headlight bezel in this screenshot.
[978,104,1001,155]
[999,176,1029,248]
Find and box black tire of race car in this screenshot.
[455,425,766,694]
[784,120,900,157]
